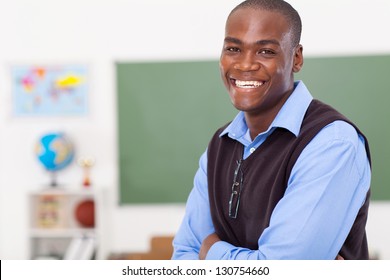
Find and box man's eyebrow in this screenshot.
[224,37,242,45]
[224,37,280,47]
[255,39,280,46]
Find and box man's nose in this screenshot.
[233,53,260,71]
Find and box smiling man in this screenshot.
[172,0,371,260]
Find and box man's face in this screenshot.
[220,8,303,116]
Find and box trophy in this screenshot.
[78,157,95,187]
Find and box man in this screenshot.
[172,0,371,260]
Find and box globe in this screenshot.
[35,133,75,186]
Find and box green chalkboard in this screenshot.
[296,55,389,201]
[117,61,236,203]
[117,55,390,204]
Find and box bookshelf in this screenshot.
[28,188,104,259]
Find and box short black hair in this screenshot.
[229,0,302,47]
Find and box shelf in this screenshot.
[27,188,102,259]
[30,228,96,238]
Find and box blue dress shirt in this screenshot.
[172,81,371,260]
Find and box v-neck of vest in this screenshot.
[238,128,287,172]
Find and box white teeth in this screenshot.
[235,80,263,88]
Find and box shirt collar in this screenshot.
[220,81,313,139]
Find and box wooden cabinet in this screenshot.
[28,188,103,259]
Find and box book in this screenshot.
[63,234,95,260]
[35,194,67,228]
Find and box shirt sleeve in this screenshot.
[206,121,371,260]
[171,150,215,259]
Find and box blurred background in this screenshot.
[0,0,389,260]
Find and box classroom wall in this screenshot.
[0,0,389,259]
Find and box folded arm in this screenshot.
[172,151,214,259]
[173,122,371,260]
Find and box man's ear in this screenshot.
[292,44,303,73]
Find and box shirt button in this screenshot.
[250,147,256,153]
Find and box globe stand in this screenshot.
[49,171,58,188]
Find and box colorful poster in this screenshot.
[12,65,88,116]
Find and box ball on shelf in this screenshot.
[74,199,95,227]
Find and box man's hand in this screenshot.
[199,233,345,260]
[199,233,221,260]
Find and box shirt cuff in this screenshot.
[205,240,235,260]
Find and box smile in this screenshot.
[233,79,264,89]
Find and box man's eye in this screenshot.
[226,47,240,52]
[259,49,276,55]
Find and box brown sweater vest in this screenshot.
[207,100,371,259]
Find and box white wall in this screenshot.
[0,0,389,259]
